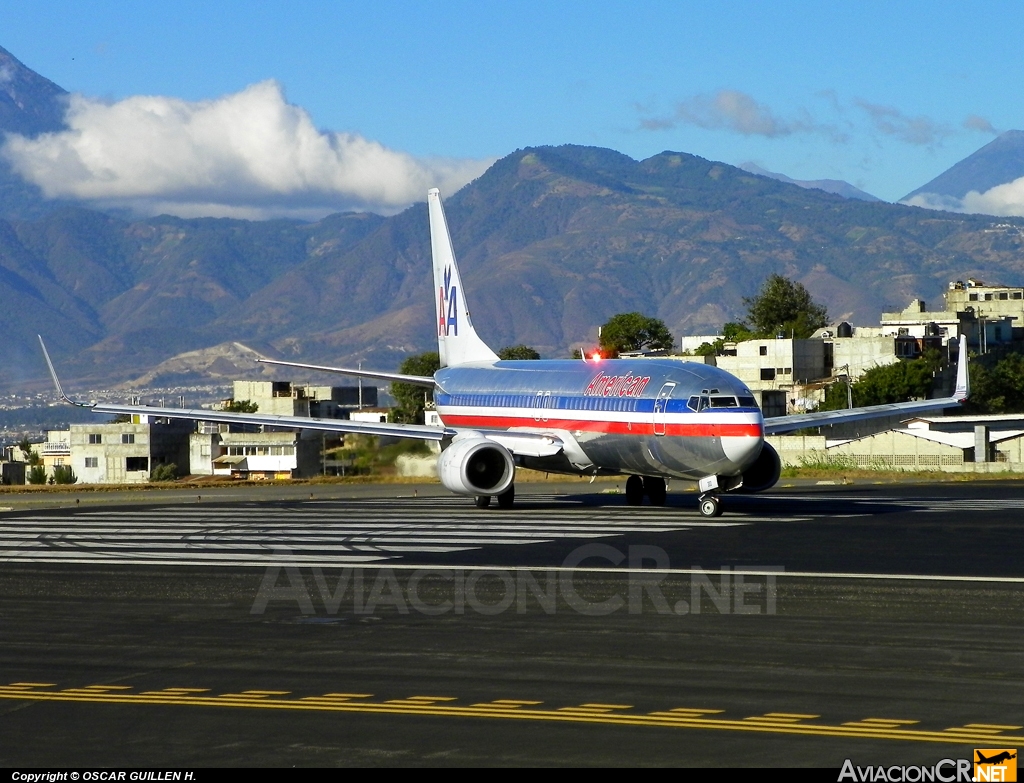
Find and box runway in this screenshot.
[1,481,1022,766]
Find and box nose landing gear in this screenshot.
[698,494,722,518]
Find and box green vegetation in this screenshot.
[598,313,674,357]
[391,352,440,424]
[820,352,941,410]
[27,465,47,485]
[796,451,857,471]
[498,345,541,360]
[51,465,77,484]
[332,434,433,475]
[742,274,829,339]
[150,463,179,482]
[223,399,259,413]
[961,353,1024,414]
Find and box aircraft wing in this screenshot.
[39,336,562,455]
[88,401,452,440]
[763,338,970,435]
[255,357,435,387]
[86,401,565,457]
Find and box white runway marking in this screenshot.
[0,497,760,566]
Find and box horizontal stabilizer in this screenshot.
[256,357,435,387]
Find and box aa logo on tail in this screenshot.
[438,266,459,337]
[975,749,1017,782]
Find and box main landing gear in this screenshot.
[625,475,667,506]
[474,484,515,510]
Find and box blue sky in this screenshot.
[4,1,1023,216]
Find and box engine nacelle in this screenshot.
[437,437,515,497]
[737,441,781,493]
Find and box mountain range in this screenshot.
[902,130,1024,204]
[738,163,881,202]
[4,44,1024,392]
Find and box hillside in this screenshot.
[740,163,881,202]
[0,45,72,221]
[5,144,1024,392]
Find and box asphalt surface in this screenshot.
[1,479,1022,767]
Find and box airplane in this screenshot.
[976,751,1016,765]
[40,188,971,517]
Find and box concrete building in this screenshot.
[71,419,193,483]
[4,430,72,482]
[207,430,321,480]
[945,279,1024,334]
[229,380,377,419]
[880,297,1013,351]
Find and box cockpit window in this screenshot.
[709,395,738,408]
[738,396,757,408]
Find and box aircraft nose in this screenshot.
[721,432,764,471]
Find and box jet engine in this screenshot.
[737,441,781,493]
[437,437,515,497]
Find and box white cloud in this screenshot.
[0,80,493,219]
[905,177,1024,217]
[640,89,845,141]
[963,114,998,134]
[854,100,952,146]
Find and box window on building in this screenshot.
[985,293,993,300]
[969,294,978,301]
[54,458,64,466]
[121,433,135,444]
[760,368,776,381]
[759,346,768,356]
[89,434,102,444]
[1013,292,1023,300]
[999,292,1009,300]
[85,457,98,468]
[125,457,148,471]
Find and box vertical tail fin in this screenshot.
[427,188,499,367]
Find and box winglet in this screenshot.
[38,336,90,407]
[953,336,970,402]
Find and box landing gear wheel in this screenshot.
[474,495,491,509]
[496,484,515,509]
[643,476,667,506]
[698,495,722,518]
[625,475,644,506]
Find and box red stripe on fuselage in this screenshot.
[440,413,763,438]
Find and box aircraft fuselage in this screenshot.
[435,358,765,480]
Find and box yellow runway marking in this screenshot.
[1,681,1021,745]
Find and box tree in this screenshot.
[17,437,41,466]
[391,351,440,424]
[819,353,940,410]
[498,345,541,360]
[743,274,828,339]
[223,399,259,413]
[960,353,1024,414]
[598,313,674,358]
[52,465,77,485]
[27,465,47,485]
